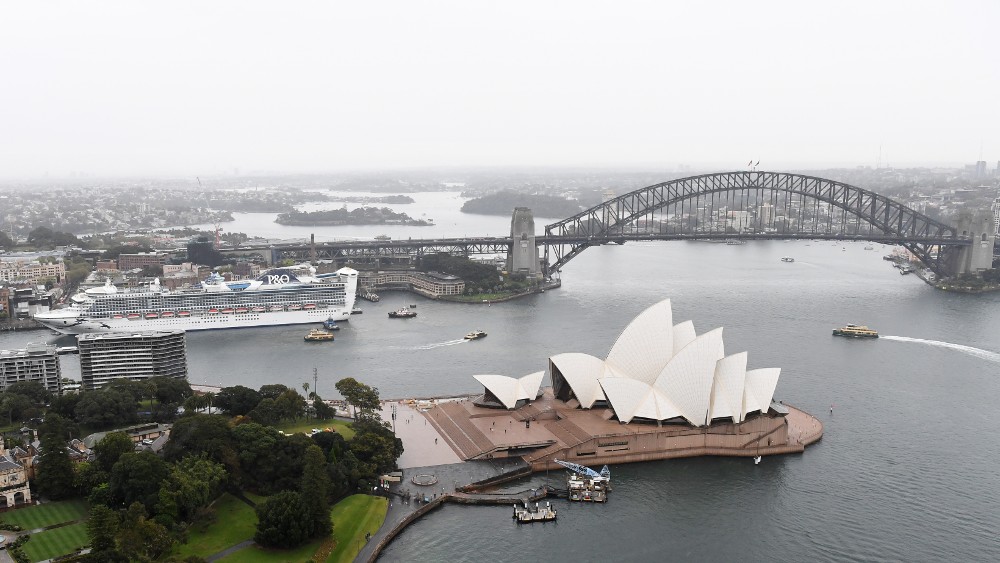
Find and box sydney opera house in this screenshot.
[426,299,822,470]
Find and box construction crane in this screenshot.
[554,460,611,483]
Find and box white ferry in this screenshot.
[34,266,359,334]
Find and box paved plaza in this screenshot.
[379,401,461,469]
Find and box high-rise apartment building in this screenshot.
[77,330,187,390]
[0,343,61,393]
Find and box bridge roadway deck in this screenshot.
[218,231,969,257]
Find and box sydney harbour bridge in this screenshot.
[219,171,997,279]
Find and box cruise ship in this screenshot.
[34,266,359,334]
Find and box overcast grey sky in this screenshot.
[1,1,997,178]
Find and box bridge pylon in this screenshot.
[951,209,996,276]
[507,207,541,279]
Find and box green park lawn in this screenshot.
[170,493,258,559]
[327,494,388,563]
[21,522,88,561]
[217,494,388,563]
[274,418,355,440]
[0,499,88,530]
[217,538,326,563]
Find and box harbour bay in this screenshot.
[3,206,999,561]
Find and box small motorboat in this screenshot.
[304,329,335,342]
[464,330,487,340]
[322,317,341,331]
[780,256,794,263]
[389,307,417,319]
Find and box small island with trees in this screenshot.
[461,190,582,218]
[275,207,431,226]
[329,195,414,204]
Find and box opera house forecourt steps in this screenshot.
[424,298,823,471]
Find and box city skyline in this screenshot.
[1,1,997,179]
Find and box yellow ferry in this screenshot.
[832,324,878,338]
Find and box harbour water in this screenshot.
[3,203,1000,561]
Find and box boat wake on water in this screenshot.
[414,339,468,350]
[880,336,1000,364]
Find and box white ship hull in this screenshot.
[35,265,359,335]
[36,307,352,335]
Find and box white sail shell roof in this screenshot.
[474,371,545,410]
[743,368,781,415]
[605,299,674,385]
[654,328,725,426]
[709,352,749,424]
[550,353,623,408]
[543,298,782,426]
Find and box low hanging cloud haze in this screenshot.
[0,0,997,179]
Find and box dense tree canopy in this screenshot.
[155,455,227,524]
[162,414,238,473]
[417,252,502,291]
[214,385,261,416]
[26,226,82,249]
[93,432,136,473]
[460,190,582,217]
[253,491,311,548]
[35,414,77,500]
[5,381,53,404]
[109,452,169,512]
[335,377,380,417]
[74,387,139,428]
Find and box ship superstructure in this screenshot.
[35,266,358,334]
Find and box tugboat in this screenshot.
[832,324,878,338]
[388,307,417,319]
[464,330,487,340]
[322,317,341,331]
[304,328,335,342]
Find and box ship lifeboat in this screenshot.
[221,308,235,314]
[160,311,176,318]
[208,308,220,314]
[303,304,317,310]
[269,305,284,312]
[177,311,191,317]
[112,314,125,319]
[145,312,159,319]
[234,307,249,314]
[127,313,141,320]
[288,304,303,311]
[251,306,266,313]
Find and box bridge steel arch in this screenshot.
[543,171,969,277]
